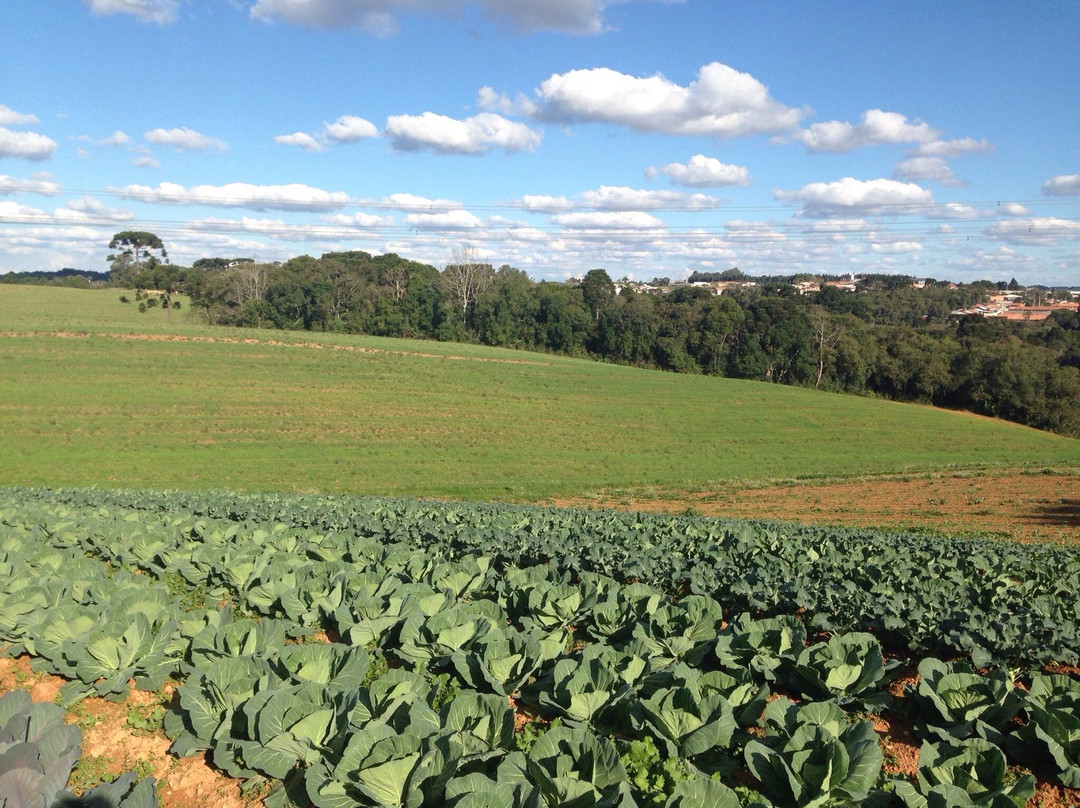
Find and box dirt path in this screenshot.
[553,468,1080,543]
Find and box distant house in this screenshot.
[824,280,857,292]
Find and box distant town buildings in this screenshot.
[605,273,1079,320]
[950,291,1079,321]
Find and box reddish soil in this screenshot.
[0,656,262,808]
[1034,783,1080,808]
[552,469,1080,544]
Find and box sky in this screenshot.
[1,0,1079,284]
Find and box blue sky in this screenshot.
[1,0,1078,283]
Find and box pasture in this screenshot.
[1,285,1077,500]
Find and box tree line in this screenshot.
[9,235,1080,437]
[139,250,1076,438]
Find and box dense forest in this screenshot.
[11,248,1080,437]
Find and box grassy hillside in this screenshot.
[1,284,1078,499]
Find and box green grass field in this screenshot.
[1,284,1078,500]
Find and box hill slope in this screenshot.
[1,285,1078,499]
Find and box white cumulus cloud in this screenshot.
[551,210,665,229]
[774,177,934,217]
[321,212,394,228]
[795,109,940,153]
[985,217,1080,246]
[518,195,574,213]
[893,156,963,187]
[405,209,484,229]
[0,200,47,220]
[111,181,350,211]
[646,154,750,187]
[910,137,993,158]
[533,62,805,137]
[0,174,61,196]
[144,127,227,152]
[376,192,462,210]
[1042,174,1080,196]
[189,216,358,242]
[476,87,539,117]
[275,115,378,151]
[99,130,131,146]
[869,240,922,254]
[84,0,178,24]
[385,111,541,155]
[0,105,39,126]
[55,197,135,222]
[324,115,379,142]
[998,203,1030,217]
[578,186,719,211]
[0,128,58,161]
[275,132,325,152]
[133,156,160,168]
[936,202,980,220]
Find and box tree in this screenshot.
[441,246,494,329]
[808,306,844,388]
[131,263,186,322]
[108,231,167,281]
[580,268,615,322]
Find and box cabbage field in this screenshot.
[2,486,1079,808]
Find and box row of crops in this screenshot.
[1,486,1079,808]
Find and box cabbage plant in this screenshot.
[536,644,648,730]
[642,661,769,729]
[713,613,806,681]
[0,690,158,808]
[525,726,632,808]
[632,686,736,772]
[632,595,725,667]
[744,699,882,808]
[893,738,1035,808]
[907,658,1021,744]
[451,625,568,697]
[588,583,663,644]
[0,690,81,808]
[1009,673,1080,787]
[395,600,503,666]
[788,632,892,710]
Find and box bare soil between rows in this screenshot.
[0,656,262,808]
[553,469,1080,544]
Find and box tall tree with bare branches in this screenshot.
[809,306,844,388]
[441,245,494,328]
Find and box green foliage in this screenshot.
[892,739,1036,808]
[0,691,157,808]
[515,718,560,755]
[714,613,806,682]
[907,658,1022,744]
[451,625,566,697]
[5,486,1080,808]
[619,736,694,807]
[745,699,883,807]
[632,685,736,770]
[633,595,725,667]
[1009,673,1080,787]
[525,725,630,808]
[125,704,166,735]
[787,632,893,711]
